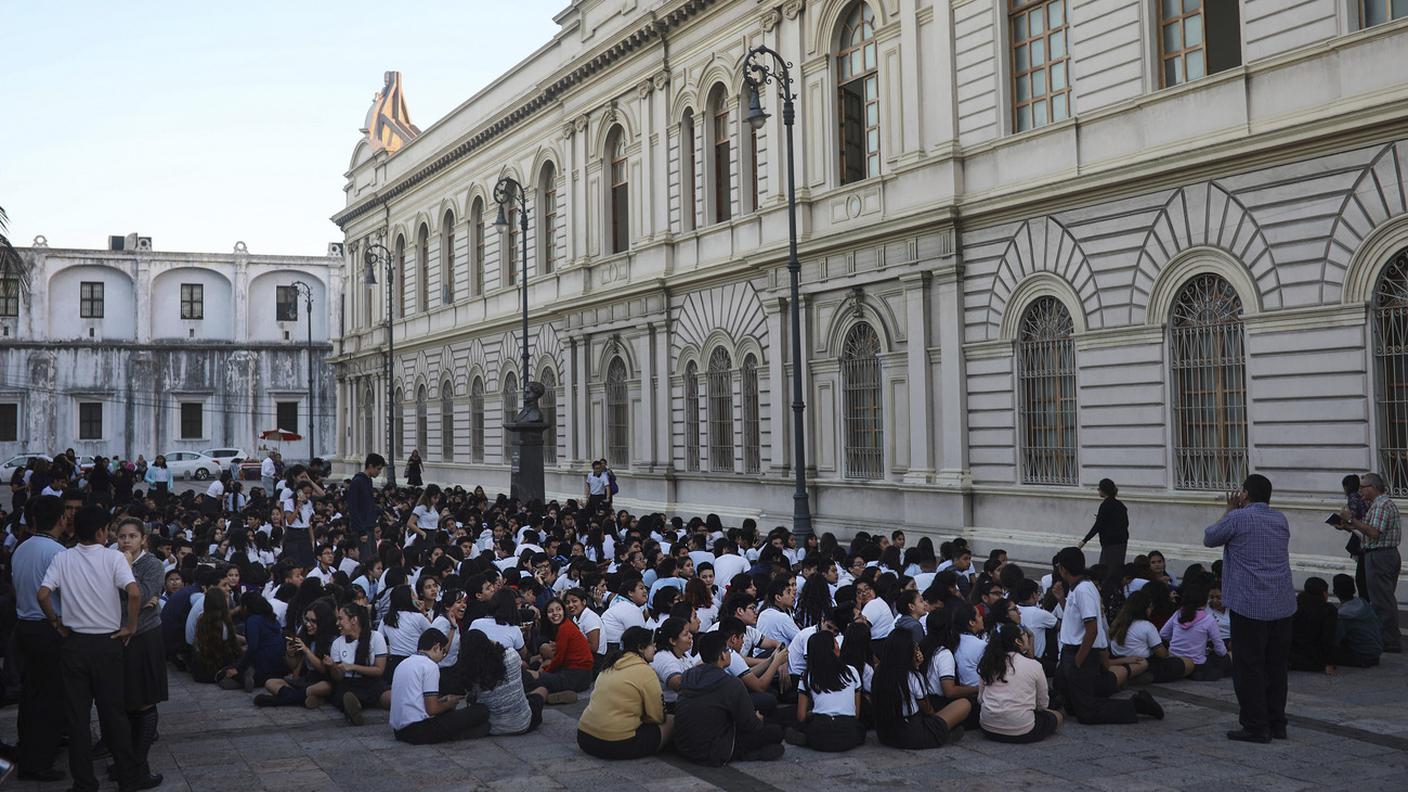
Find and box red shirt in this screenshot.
[544,617,594,672]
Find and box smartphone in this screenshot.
[1325,513,1345,526]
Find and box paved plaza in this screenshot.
[3,649,1405,792]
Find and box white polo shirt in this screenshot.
[1059,579,1108,650]
[390,653,441,731]
[39,543,136,635]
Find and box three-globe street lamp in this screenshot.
[493,176,548,505]
[289,280,316,468]
[362,242,397,488]
[744,44,813,541]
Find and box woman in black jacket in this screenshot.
[1080,478,1129,569]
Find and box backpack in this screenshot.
[607,468,619,495]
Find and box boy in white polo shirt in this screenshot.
[391,629,491,744]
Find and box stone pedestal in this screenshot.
[508,380,551,507]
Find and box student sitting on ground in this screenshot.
[1331,574,1381,668]
[577,626,672,760]
[674,630,786,765]
[786,630,867,752]
[1108,591,1178,681]
[390,629,491,744]
[459,630,545,735]
[328,603,392,726]
[872,630,969,749]
[1288,577,1338,675]
[1159,584,1230,681]
[977,623,1063,744]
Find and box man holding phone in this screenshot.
[1337,472,1402,654]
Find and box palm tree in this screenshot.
[0,206,29,299]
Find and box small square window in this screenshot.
[180,283,204,320]
[276,286,298,322]
[180,402,203,439]
[0,403,17,442]
[80,282,104,318]
[78,402,102,440]
[276,401,299,433]
[0,277,18,318]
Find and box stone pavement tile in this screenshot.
[1213,774,1316,792]
[485,773,569,791]
[254,767,342,791]
[1082,772,1182,792]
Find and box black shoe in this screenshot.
[1226,729,1272,744]
[120,772,164,791]
[253,693,278,707]
[1133,690,1164,720]
[91,738,110,759]
[1271,725,1287,740]
[783,727,807,747]
[740,743,785,761]
[17,768,65,782]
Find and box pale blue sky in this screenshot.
[1,1,564,254]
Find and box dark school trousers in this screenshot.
[394,703,491,744]
[1057,647,1137,725]
[1229,610,1292,736]
[63,633,141,791]
[732,722,784,760]
[15,619,65,774]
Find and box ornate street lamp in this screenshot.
[289,280,316,468]
[362,242,397,487]
[493,176,548,505]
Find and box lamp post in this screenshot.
[362,242,397,487]
[289,280,315,468]
[744,45,813,540]
[493,176,548,505]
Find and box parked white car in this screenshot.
[201,448,248,468]
[1,453,52,482]
[161,451,224,481]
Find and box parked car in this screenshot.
[1,453,52,482]
[76,455,96,474]
[161,451,224,481]
[201,448,248,469]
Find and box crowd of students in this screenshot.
[3,452,1397,786]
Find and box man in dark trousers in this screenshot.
[348,454,384,562]
[673,630,785,765]
[37,506,162,792]
[12,495,70,782]
[1204,473,1297,743]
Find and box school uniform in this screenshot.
[797,666,866,752]
[390,653,491,744]
[756,607,800,648]
[651,649,699,705]
[382,610,433,681]
[877,671,952,749]
[600,599,646,650]
[12,531,67,777]
[574,607,607,658]
[978,652,1058,743]
[1057,579,1138,724]
[331,631,390,708]
[862,598,895,644]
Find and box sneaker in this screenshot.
[945,725,965,746]
[342,692,364,726]
[545,691,578,705]
[1132,690,1164,720]
[783,727,807,747]
[1271,726,1288,740]
[17,769,65,782]
[121,771,164,791]
[252,694,278,707]
[1226,729,1271,744]
[217,677,243,691]
[741,743,786,761]
[304,695,324,709]
[91,738,110,759]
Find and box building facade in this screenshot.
[331,0,1408,582]
[1,236,341,463]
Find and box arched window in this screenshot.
[708,347,734,471]
[1170,273,1247,490]
[684,361,701,472]
[742,353,761,474]
[541,368,558,465]
[607,126,629,254]
[837,2,880,185]
[415,384,428,456]
[502,372,518,461]
[441,210,456,303]
[539,163,558,275]
[393,386,404,460]
[440,380,455,461]
[362,244,373,327]
[470,197,484,297]
[606,357,629,465]
[504,203,519,287]
[1373,249,1408,495]
[394,235,407,318]
[470,377,485,463]
[416,224,430,312]
[841,322,883,479]
[1017,297,1077,485]
[708,85,732,224]
[746,119,760,213]
[680,109,697,233]
[362,383,375,455]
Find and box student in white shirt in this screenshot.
[872,629,968,749]
[328,603,391,726]
[307,545,338,586]
[650,617,698,705]
[565,589,606,661]
[1108,589,1184,681]
[951,603,988,688]
[856,579,895,643]
[380,586,432,682]
[468,589,529,659]
[756,579,800,648]
[786,629,866,752]
[1013,580,1059,664]
[389,629,491,744]
[600,578,649,651]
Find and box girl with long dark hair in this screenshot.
[577,626,671,759]
[328,604,390,725]
[871,630,969,749]
[785,630,865,752]
[528,597,594,699]
[459,630,545,734]
[1108,590,1177,681]
[650,617,696,709]
[189,586,240,683]
[255,600,336,707]
[976,623,1062,743]
[379,585,431,682]
[1159,584,1228,680]
[795,572,834,630]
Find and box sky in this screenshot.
[1,1,565,255]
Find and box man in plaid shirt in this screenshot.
[1339,472,1402,654]
[1204,474,1296,744]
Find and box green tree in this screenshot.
[0,206,29,297]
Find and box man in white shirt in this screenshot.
[1054,547,1161,725]
[390,629,490,743]
[37,506,160,790]
[260,452,278,498]
[711,544,750,587]
[1014,579,1057,663]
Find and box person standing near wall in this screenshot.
[1079,479,1129,570]
[1338,472,1402,654]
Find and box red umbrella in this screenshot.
[259,428,303,441]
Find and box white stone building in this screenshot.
[330,0,1408,582]
[0,235,342,463]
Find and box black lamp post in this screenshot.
[493,176,548,505]
[744,45,813,540]
[289,279,315,468]
[361,242,397,487]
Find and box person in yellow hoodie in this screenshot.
[576,626,671,759]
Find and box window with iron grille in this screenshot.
[1373,248,1408,495]
[393,388,404,460]
[1362,0,1408,27]
[748,124,760,212]
[362,385,375,456]
[1,276,20,317]
[180,283,204,320]
[1170,274,1247,490]
[275,401,298,434]
[1010,0,1070,132]
[471,200,485,297]
[541,163,558,274]
[837,2,880,185]
[502,373,518,461]
[417,225,430,312]
[80,281,104,318]
[1158,0,1240,88]
[841,322,884,479]
[606,358,629,466]
[471,378,485,463]
[742,354,761,474]
[681,111,697,232]
[178,402,203,439]
[608,128,630,254]
[708,348,734,471]
[0,403,16,442]
[395,237,407,318]
[441,381,455,461]
[78,402,102,440]
[711,85,732,224]
[684,362,701,471]
[1018,297,1077,484]
[276,286,298,322]
[542,368,558,465]
[442,211,456,303]
[412,385,425,456]
[505,206,519,286]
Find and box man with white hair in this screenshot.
[1339,472,1402,653]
